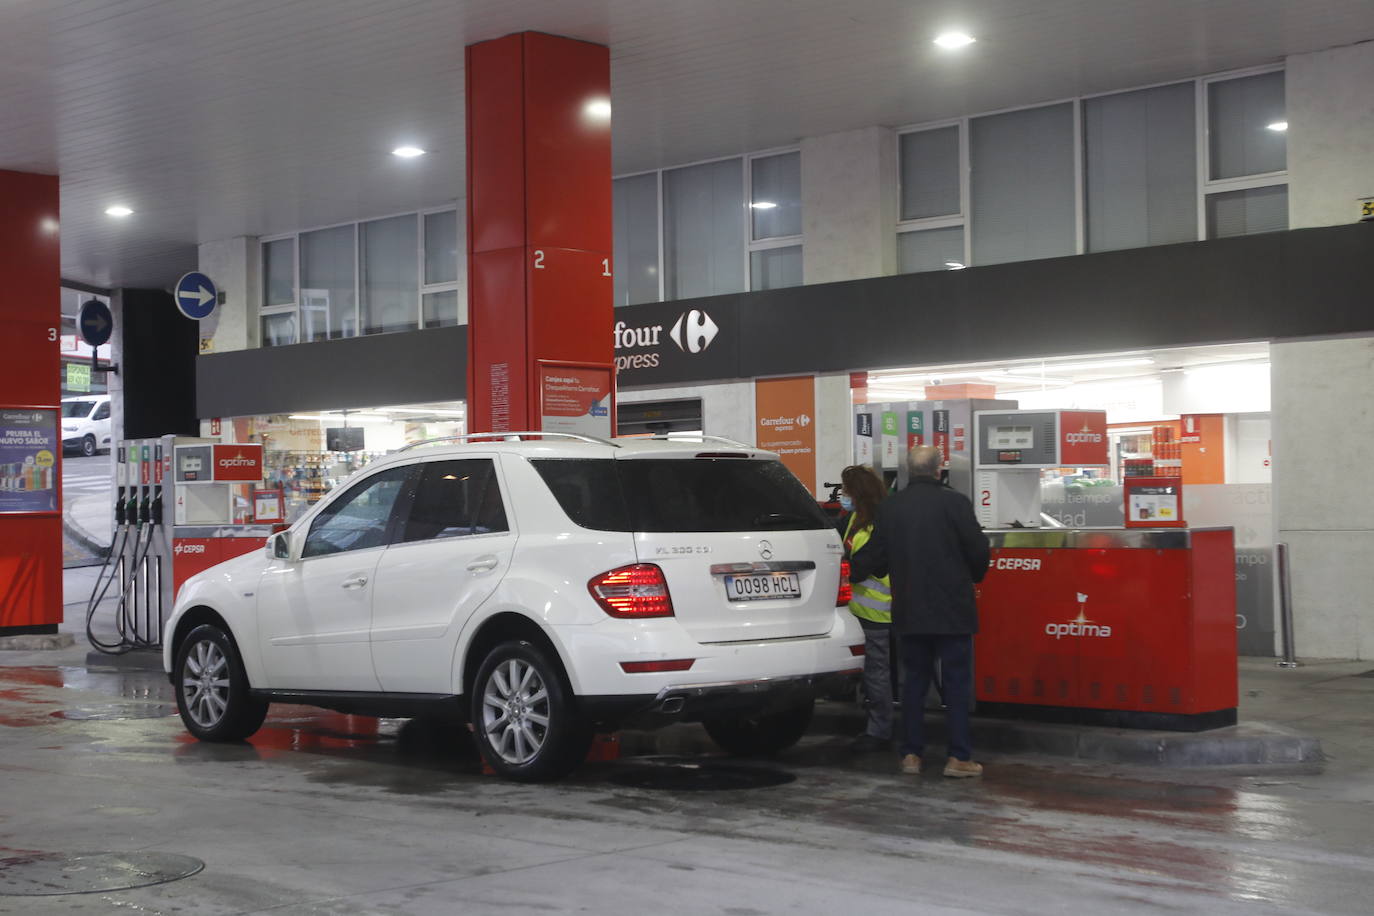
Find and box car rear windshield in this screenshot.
[530,458,830,532]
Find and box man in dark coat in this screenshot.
[850,445,990,777]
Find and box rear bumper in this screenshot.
[579,669,859,729]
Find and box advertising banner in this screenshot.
[211,444,264,482]
[612,301,738,387]
[1059,409,1109,466]
[0,408,59,514]
[538,362,614,438]
[756,376,817,494]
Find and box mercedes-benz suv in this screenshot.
[163,434,863,780]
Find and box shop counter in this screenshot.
[975,527,1237,730]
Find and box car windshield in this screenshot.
[531,457,830,533]
[62,401,96,418]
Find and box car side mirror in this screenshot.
[267,532,295,561]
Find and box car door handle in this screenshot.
[466,556,500,573]
[341,575,368,589]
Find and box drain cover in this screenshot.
[50,704,178,721]
[608,760,796,791]
[0,852,204,896]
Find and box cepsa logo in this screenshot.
[173,542,206,556]
[1045,593,1113,639]
[994,557,1042,571]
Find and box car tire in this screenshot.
[702,700,815,756]
[470,639,591,782]
[174,624,269,742]
[81,435,96,458]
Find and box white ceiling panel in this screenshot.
[1,0,1371,289]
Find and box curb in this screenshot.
[0,633,76,651]
[63,494,112,560]
[85,649,164,672]
[813,703,1322,768]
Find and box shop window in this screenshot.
[970,103,1077,266]
[301,466,411,558]
[749,245,802,291]
[663,157,745,300]
[1084,82,1197,252]
[396,459,506,543]
[898,226,965,274]
[613,173,660,306]
[422,290,461,329]
[361,215,419,336]
[299,225,357,341]
[1208,71,1286,180]
[899,126,960,221]
[262,238,296,308]
[422,211,458,286]
[750,152,802,241]
[1206,185,1288,238]
[261,312,297,348]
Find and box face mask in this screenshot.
[839,495,854,512]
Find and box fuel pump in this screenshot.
[972,409,1110,528]
[87,435,274,654]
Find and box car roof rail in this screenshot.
[398,431,618,452]
[644,432,754,449]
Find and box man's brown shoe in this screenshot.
[900,754,922,775]
[943,758,983,778]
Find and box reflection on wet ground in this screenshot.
[3,663,1372,912]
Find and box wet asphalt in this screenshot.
[1,652,1372,914]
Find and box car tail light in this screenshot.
[589,564,675,618]
[837,559,853,607]
[849,644,865,657]
[619,659,695,673]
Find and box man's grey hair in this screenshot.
[908,445,942,479]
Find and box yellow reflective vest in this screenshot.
[844,514,892,624]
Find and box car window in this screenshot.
[302,466,411,558]
[62,401,96,419]
[395,459,508,543]
[93,402,110,420]
[530,457,828,532]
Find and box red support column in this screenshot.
[0,170,62,634]
[465,32,614,433]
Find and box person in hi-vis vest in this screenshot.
[840,464,894,752]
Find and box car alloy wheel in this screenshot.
[82,435,96,457]
[480,657,551,765]
[182,638,231,729]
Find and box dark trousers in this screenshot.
[899,634,973,761]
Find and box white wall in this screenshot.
[1161,363,1271,415]
[198,236,258,353]
[1287,42,1374,229]
[800,126,898,284]
[1272,336,1374,659]
[814,372,851,495]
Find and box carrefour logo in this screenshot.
[669,309,718,354]
[1045,593,1113,639]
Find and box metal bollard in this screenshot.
[1276,542,1300,668]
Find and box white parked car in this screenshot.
[164,434,864,780]
[61,394,112,457]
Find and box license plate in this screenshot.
[724,572,801,601]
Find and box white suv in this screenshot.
[163,434,863,780]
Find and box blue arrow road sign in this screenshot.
[77,299,113,348]
[174,271,217,320]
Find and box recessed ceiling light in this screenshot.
[934,32,976,50]
[584,99,612,120]
[392,146,426,158]
[750,201,778,210]
[944,260,966,269]
[104,205,133,217]
[1266,120,1288,132]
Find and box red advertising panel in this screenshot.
[1058,409,1109,466]
[211,444,264,481]
[756,376,817,494]
[976,538,1237,717]
[537,361,614,438]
